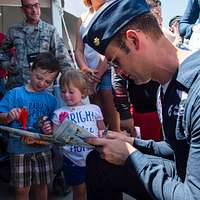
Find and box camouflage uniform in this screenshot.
[2,19,74,90]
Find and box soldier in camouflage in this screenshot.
[1,0,74,90]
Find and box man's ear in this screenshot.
[125,30,139,50]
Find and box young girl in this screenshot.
[48,70,105,200]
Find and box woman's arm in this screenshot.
[75,17,101,93]
[97,119,106,137]
[95,55,109,79]
[75,18,91,72]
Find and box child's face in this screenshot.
[29,67,57,92]
[61,84,83,106]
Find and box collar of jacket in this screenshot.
[22,19,43,33]
[176,50,200,91]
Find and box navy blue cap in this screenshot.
[83,0,150,55]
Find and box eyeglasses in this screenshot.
[107,40,125,69]
[22,3,40,9]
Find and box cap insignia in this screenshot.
[93,37,100,46]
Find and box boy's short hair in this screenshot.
[31,52,60,73]
[59,70,88,98]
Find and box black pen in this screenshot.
[103,125,109,137]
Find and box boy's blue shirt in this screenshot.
[0,85,57,153]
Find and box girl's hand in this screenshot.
[38,116,53,135]
[41,120,53,135]
[101,130,135,145]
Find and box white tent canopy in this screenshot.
[63,0,87,18]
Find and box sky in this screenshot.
[162,0,188,27]
[65,0,189,28]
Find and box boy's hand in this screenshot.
[20,136,35,144]
[20,136,48,146]
[6,108,21,123]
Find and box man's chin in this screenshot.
[30,16,40,22]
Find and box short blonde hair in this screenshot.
[83,0,92,7]
[59,70,88,98]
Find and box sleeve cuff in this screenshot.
[125,150,149,174]
[133,138,150,148]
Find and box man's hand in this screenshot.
[86,137,137,165]
[120,118,136,137]
[102,130,135,145]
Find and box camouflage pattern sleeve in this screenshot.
[1,27,14,51]
[50,28,75,72]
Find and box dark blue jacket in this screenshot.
[126,50,200,199]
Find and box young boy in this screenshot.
[0,52,60,200]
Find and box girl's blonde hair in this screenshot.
[59,70,88,98]
[83,0,92,7]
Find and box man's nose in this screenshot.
[32,6,37,13]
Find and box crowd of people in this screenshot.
[0,0,200,199]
